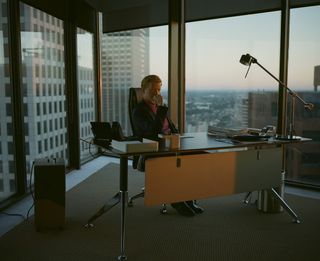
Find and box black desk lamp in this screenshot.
[239,53,314,140]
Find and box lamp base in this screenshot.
[275,135,301,141]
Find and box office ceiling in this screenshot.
[82,0,320,32]
[82,0,156,12]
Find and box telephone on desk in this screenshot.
[90,121,138,148]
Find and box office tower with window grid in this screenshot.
[101,29,149,135]
[0,2,95,200]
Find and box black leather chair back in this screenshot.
[128,87,144,169]
[128,87,143,136]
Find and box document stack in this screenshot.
[111,138,158,153]
[207,126,247,139]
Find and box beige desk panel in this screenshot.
[144,148,281,205]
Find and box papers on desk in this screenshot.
[111,139,158,153]
[207,126,247,138]
[207,126,271,142]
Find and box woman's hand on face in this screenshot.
[153,94,163,106]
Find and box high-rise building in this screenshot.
[248,91,320,185]
[101,29,149,136]
[0,2,95,200]
[314,65,320,92]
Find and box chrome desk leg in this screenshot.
[271,188,300,223]
[118,190,128,260]
[118,156,128,261]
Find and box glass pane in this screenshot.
[186,12,280,132]
[20,4,68,186]
[77,28,97,161]
[101,26,168,136]
[150,26,168,104]
[286,6,320,187]
[0,0,16,201]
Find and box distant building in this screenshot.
[314,65,320,92]
[101,29,149,135]
[0,3,67,199]
[247,91,278,128]
[248,91,320,185]
[0,3,95,199]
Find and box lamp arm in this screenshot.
[255,61,314,111]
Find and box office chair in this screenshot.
[127,87,167,213]
[128,87,144,205]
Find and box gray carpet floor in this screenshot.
[0,163,319,261]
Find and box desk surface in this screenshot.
[110,132,311,156]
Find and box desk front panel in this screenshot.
[144,147,282,205]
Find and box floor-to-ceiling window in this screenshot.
[185,11,281,132]
[286,5,320,186]
[149,26,168,102]
[185,7,320,188]
[0,1,98,204]
[77,28,96,161]
[101,26,168,136]
[20,3,67,185]
[0,0,16,201]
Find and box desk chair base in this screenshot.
[118,255,127,261]
[128,188,167,214]
[84,192,120,227]
[160,204,167,214]
[128,188,145,207]
[243,192,253,204]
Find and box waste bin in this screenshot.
[34,158,66,231]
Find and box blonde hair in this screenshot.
[141,75,162,91]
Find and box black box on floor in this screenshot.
[34,158,65,231]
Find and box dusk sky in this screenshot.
[150,6,320,92]
[14,5,318,93]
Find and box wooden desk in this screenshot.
[145,146,281,205]
[85,132,309,260]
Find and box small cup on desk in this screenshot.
[159,134,180,149]
[170,134,180,149]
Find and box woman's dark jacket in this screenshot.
[132,100,178,140]
[131,100,178,170]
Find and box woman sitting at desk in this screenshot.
[132,74,204,217]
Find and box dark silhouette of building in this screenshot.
[248,91,320,186]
